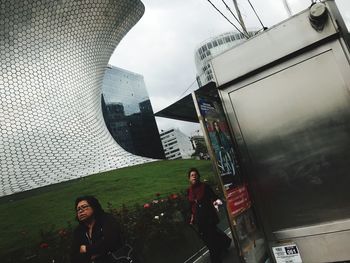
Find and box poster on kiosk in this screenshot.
[194,88,266,262]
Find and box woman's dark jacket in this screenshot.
[70,212,123,263]
[187,182,219,229]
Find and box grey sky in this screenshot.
[109,0,350,136]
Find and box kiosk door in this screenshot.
[222,44,350,262]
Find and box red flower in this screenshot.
[170,194,178,200]
[39,243,49,249]
[143,203,151,208]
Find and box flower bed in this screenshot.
[4,192,205,263]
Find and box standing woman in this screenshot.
[70,195,123,263]
[187,168,231,263]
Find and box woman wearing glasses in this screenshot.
[70,195,123,263]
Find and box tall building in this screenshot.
[0,0,151,196]
[160,128,194,160]
[101,65,164,159]
[195,31,257,87]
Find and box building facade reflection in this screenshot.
[102,65,165,159]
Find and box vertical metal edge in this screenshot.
[191,91,246,263]
[326,0,350,59]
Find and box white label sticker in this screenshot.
[272,244,302,263]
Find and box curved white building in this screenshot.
[195,31,257,87]
[0,0,151,196]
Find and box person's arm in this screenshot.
[85,215,123,256]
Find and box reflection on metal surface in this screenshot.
[0,0,151,196]
[211,8,338,87]
[101,65,164,159]
[229,49,350,231]
[274,218,350,239]
[277,229,350,262]
[214,2,350,261]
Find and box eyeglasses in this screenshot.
[76,204,90,213]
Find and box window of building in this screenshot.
[161,129,174,136]
[169,149,180,154]
[166,140,177,147]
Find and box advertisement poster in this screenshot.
[197,97,239,189]
[195,89,267,262]
[235,209,257,241]
[227,185,251,217]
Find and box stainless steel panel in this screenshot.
[214,4,350,262]
[227,49,350,232]
[211,4,339,86]
[274,229,350,262]
[274,218,350,239]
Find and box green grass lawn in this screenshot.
[0,159,214,257]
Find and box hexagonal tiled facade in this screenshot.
[0,0,151,196]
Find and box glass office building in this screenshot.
[102,65,165,159]
[195,31,257,87]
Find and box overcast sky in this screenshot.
[109,0,350,136]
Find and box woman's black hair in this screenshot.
[75,195,104,222]
[187,167,201,179]
[213,120,221,131]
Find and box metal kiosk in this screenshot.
[210,1,350,262]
